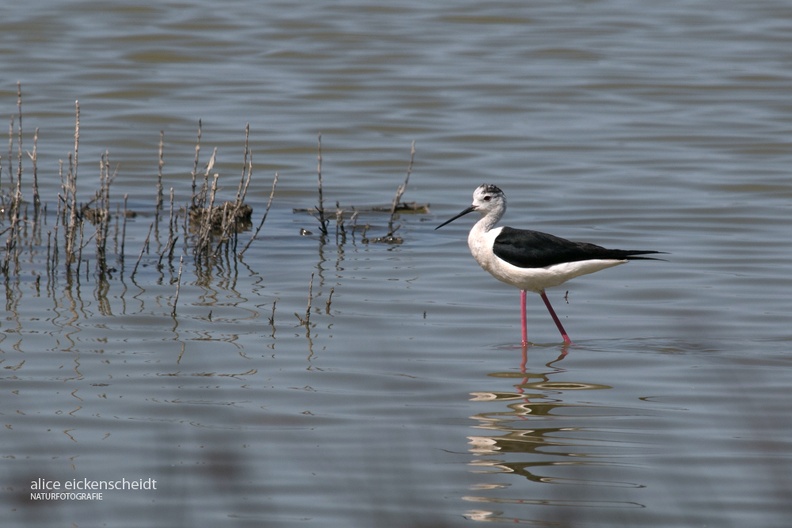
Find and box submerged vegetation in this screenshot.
[1,85,424,316]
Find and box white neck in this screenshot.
[476,205,504,234]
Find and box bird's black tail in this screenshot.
[623,250,667,261]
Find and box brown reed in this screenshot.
[2,87,425,307]
[386,140,416,238]
[240,171,279,257]
[314,133,329,235]
[295,272,315,327]
[214,123,253,252]
[63,100,80,271]
[131,221,154,280]
[31,127,40,220]
[190,119,202,208]
[171,255,184,317]
[156,130,164,214]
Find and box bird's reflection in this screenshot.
[464,344,635,523]
[519,342,568,376]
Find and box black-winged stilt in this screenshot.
[435,184,662,345]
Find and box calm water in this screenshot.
[2,1,792,526]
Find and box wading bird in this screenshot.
[436,184,662,345]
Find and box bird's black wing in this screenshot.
[493,227,662,269]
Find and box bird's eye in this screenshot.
[483,195,491,201]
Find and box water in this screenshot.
[2,1,792,526]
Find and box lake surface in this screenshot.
[2,1,792,526]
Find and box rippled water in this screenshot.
[3,1,792,527]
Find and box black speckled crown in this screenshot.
[478,184,503,195]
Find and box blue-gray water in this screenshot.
[2,1,791,526]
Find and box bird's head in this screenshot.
[435,184,506,229]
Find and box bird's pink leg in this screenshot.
[540,291,572,344]
[520,290,528,346]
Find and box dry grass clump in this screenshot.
[1,84,423,317]
[189,201,253,232]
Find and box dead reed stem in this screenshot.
[194,173,220,255]
[159,187,176,267]
[200,148,217,208]
[235,124,252,206]
[306,272,314,324]
[165,187,178,263]
[120,193,128,263]
[325,287,335,314]
[386,140,416,237]
[75,218,86,278]
[315,133,328,235]
[190,120,203,207]
[3,119,8,189]
[50,219,59,274]
[94,150,113,274]
[64,100,80,270]
[3,120,8,189]
[215,124,253,251]
[30,127,40,220]
[1,83,25,273]
[240,171,279,257]
[158,230,178,268]
[14,82,23,213]
[156,130,164,214]
[171,255,184,317]
[332,205,345,244]
[46,230,52,281]
[1,87,24,276]
[269,299,277,337]
[131,221,154,280]
[295,272,315,327]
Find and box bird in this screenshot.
[435,184,662,345]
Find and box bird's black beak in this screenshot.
[435,205,476,230]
